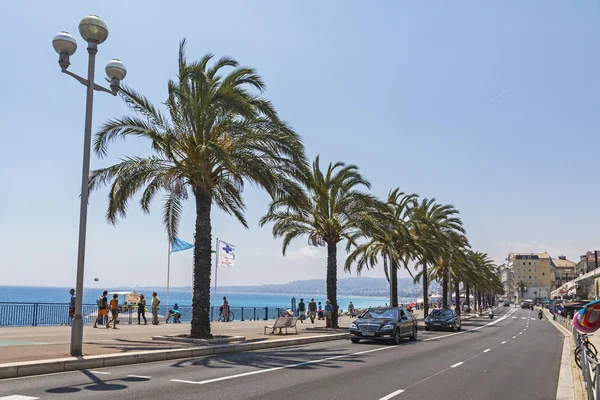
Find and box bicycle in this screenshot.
[218,310,234,322]
[575,333,598,370]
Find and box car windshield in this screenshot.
[363,309,398,319]
[430,310,453,318]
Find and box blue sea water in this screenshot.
[0,286,404,310]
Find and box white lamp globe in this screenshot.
[78,15,108,44]
[52,31,77,55]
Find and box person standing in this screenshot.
[222,297,229,322]
[68,288,76,325]
[308,298,317,323]
[108,293,119,329]
[348,301,355,318]
[137,294,147,325]
[324,299,333,328]
[318,302,324,320]
[298,298,306,323]
[93,290,109,329]
[151,292,161,325]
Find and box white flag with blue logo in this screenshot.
[218,240,236,267]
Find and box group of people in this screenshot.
[295,298,336,327]
[66,289,177,328]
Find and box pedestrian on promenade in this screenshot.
[137,294,147,325]
[324,299,333,328]
[318,302,324,320]
[108,293,119,329]
[222,297,229,322]
[166,304,181,323]
[151,292,161,325]
[68,288,76,325]
[93,290,109,329]
[348,301,355,317]
[298,298,306,323]
[308,298,317,323]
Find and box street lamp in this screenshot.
[52,15,127,357]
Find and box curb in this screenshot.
[0,333,349,380]
[152,335,246,344]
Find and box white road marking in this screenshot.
[89,371,111,375]
[501,341,506,344]
[127,375,151,379]
[519,332,523,335]
[512,317,517,318]
[450,362,463,368]
[379,389,405,400]
[521,317,526,319]
[0,396,40,400]
[483,349,491,353]
[512,336,516,339]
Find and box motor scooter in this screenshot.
[489,311,494,319]
[538,310,543,320]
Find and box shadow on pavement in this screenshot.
[46,370,132,394]
[171,346,365,371]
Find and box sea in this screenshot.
[0,286,413,310]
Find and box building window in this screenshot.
[542,272,545,276]
[529,276,532,279]
[529,262,531,265]
[523,262,526,265]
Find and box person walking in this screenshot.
[324,299,333,328]
[108,293,119,329]
[151,292,161,325]
[298,298,306,323]
[222,297,229,322]
[68,288,76,325]
[93,290,109,329]
[137,294,147,325]
[308,298,317,323]
[318,302,324,320]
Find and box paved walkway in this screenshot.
[0,317,344,364]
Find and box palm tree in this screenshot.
[88,39,307,338]
[260,156,374,328]
[412,199,465,315]
[344,189,419,307]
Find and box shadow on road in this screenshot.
[45,369,137,395]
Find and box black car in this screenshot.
[349,307,417,344]
[424,309,461,331]
[503,301,510,307]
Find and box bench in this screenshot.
[264,317,299,335]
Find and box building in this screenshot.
[506,252,555,300]
[551,255,576,289]
[576,251,600,276]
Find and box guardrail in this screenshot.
[0,302,288,327]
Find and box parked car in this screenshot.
[424,309,461,331]
[349,307,417,344]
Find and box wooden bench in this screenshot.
[264,317,299,335]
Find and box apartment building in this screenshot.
[506,252,555,300]
[551,255,576,289]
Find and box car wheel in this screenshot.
[351,338,360,344]
[425,327,430,331]
[394,328,402,345]
[409,326,417,341]
[457,324,462,331]
[451,322,456,332]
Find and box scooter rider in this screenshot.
[489,306,494,319]
[538,309,543,319]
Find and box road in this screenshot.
[0,307,563,400]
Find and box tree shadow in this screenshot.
[170,345,365,371]
[45,370,131,394]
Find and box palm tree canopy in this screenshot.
[259,156,375,251]
[89,39,307,239]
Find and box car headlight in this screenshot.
[382,324,395,330]
[446,320,454,325]
[350,323,358,330]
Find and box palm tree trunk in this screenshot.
[422,262,429,317]
[390,258,398,307]
[442,267,449,309]
[190,189,212,339]
[326,241,339,329]
[455,281,460,314]
[465,282,470,311]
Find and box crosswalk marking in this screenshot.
[0,396,40,399]
[89,370,111,375]
[127,375,151,379]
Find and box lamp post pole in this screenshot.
[52,15,127,356]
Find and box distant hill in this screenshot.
[162,277,440,298]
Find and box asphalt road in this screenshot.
[0,307,563,400]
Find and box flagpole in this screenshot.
[213,238,219,322]
[166,239,171,318]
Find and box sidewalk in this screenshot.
[0,317,341,364]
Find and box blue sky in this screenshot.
[1,1,600,288]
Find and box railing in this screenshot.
[0,302,288,327]
[575,332,600,400]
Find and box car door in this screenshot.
[399,308,410,335]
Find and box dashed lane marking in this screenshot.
[483,349,491,353]
[379,389,405,399]
[0,396,40,399]
[450,362,463,368]
[89,371,111,375]
[501,341,506,344]
[512,336,516,339]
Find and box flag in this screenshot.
[171,238,194,253]
[218,240,236,267]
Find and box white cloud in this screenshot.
[281,245,324,260]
